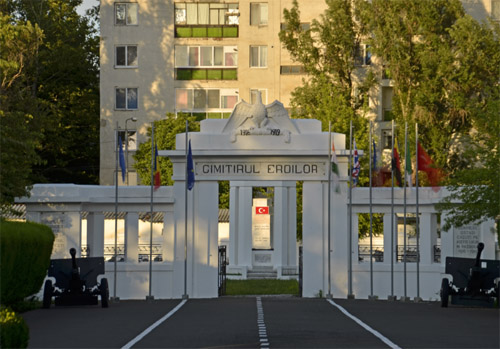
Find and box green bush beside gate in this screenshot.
[0,219,54,304]
[0,307,29,348]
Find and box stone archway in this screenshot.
[162,97,350,298]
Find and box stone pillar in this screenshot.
[192,181,219,298]
[383,213,396,265]
[352,213,359,264]
[230,183,253,275]
[419,213,435,264]
[125,212,139,263]
[302,181,327,297]
[87,212,105,257]
[440,212,454,264]
[163,210,175,263]
[274,184,287,276]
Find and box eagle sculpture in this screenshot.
[222,92,299,142]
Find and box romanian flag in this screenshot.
[392,138,403,187]
[153,144,161,191]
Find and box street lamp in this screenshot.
[125,117,138,185]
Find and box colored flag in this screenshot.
[331,141,340,193]
[118,134,126,182]
[187,140,195,191]
[392,138,403,187]
[405,136,412,188]
[417,142,443,192]
[352,138,360,187]
[256,207,269,214]
[153,144,161,191]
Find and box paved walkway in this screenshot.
[23,297,499,348]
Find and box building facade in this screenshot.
[99,0,499,185]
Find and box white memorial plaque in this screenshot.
[252,198,271,249]
[453,224,480,258]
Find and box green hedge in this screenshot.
[0,307,29,348]
[0,219,54,305]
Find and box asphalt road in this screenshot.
[23,296,499,349]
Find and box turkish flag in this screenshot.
[255,206,269,214]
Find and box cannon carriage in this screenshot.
[440,242,500,308]
[43,248,109,308]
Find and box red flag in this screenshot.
[154,144,161,191]
[417,142,443,192]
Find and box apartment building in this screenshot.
[99,0,498,185]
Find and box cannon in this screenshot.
[440,242,500,308]
[43,248,109,308]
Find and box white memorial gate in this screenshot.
[17,96,497,300]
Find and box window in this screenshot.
[250,89,267,104]
[250,46,267,68]
[280,23,310,31]
[250,3,268,26]
[280,65,306,74]
[175,46,237,67]
[382,86,393,121]
[115,3,138,25]
[382,130,392,150]
[355,44,371,66]
[117,130,137,151]
[116,45,138,67]
[176,88,239,111]
[116,88,138,110]
[174,3,239,25]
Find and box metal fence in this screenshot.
[80,244,162,262]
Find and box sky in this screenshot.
[77,0,99,16]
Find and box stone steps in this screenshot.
[247,267,277,280]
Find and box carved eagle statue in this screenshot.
[222,92,299,142]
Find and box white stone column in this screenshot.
[228,184,238,269]
[192,181,219,298]
[163,210,175,263]
[330,183,348,297]
[235,184,253,274]
[383,213,395,265]
[65,211,82,257]
[87,212,105,257]
[440,212,454,263]
[419,213,434,264]
[352,213,359,264]
[302,181,327,297]
[274,184,287,276]
[25,211,41,223]
[125,212,139,263]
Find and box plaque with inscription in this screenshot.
[453,224,480,258]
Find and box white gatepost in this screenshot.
[125,212,139,263]
[87,212,105,257]
[419,213,435,264]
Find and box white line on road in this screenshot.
[256,297,270,348]
[122,299,188,349]
[326,299,401,349]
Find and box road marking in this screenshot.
[121,299,187,349]
[327,299,401,349]
[256,297,270,348]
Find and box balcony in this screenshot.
[176,68,237,80]
[175,25,238,38]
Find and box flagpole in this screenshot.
[183,120,189,299]
[390,120,395,300]
[113,122,119,302]
[348,120,353,298]
[369,121,374,299]
[147,123,155,301]
[403,122,408,300]
[415,123,420,301]
[327,122,332,298]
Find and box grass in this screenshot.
[225,279,299,296]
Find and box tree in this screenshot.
[279,0,373,168]
[134,114,200,187]
[435,17,500,233]
[0,12,44,208]
[9,0,100,184]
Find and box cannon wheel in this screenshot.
[440,278,450,308]
[42,279,53,309]
[100,278,109,308]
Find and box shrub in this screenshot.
[0,219,54,305]
[0,307,29,349]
